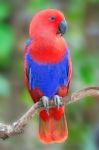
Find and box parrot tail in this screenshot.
[38,106,68,144]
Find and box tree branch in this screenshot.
[0,86,99,140]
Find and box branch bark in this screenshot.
[0,86,99,140]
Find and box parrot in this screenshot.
[24,9,72,144]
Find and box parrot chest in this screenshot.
[25,50,69,98]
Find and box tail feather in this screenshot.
[38,107,68,144]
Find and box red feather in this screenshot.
[24,9,72,144]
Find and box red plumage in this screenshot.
[24,9,72,144]
[28,9,67,64]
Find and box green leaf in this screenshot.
[68,122,89,145]
[26,0,51,12]
[0,24,15,68]
[80,63,93,84]
[80,97,94,107]
[0,2,11,20]
[20,89,33,106]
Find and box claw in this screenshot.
[40,96,49,113]
[53,95,62,108]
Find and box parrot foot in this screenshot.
[40,96,49,113]
[53,95,63,108]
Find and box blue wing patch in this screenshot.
[29,67,32,90]
[25,38,32,47]
[25,49,69,98]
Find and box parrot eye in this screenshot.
[49,16,56,21]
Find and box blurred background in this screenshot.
[0,0,99,150]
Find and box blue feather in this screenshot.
[25,38,32,47]
[29,67,32,90]
[25,49,69,98]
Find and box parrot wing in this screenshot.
[25,38,32,47]
[24,38,32,90]
[68,50,72,83]
[57,49,72,97]
[24,46,72,101]
[24,39,44,102]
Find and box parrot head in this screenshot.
[29,9,67,38]
[29,9,68,64]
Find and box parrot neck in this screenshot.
[28,35,68,64]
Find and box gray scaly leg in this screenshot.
[53,95,62,108]
[40,96,49,113]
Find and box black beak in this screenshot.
[57,20,67,35]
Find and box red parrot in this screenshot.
[24,9,72,144]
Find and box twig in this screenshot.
[0,86,99,140]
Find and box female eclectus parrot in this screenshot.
[24,9,72,144]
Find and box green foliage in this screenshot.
[80,63,93,84]
[75,50,94,84]
[0,75,11,97]
[13,60,23,77]
[0,24,15,68]
[0,0,99,149]
[0,2,11,20]
[26,0,52,13]
[68,0,85,21]
[68,123,88,144]
[87,0,99,3]
[82,127,97,150]
[20,88,33,106]
[73,49,99,85]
